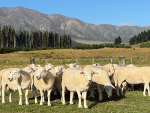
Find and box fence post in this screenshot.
[93,58,94,64]
[111,58,113,63]
[46,59,47,64]
[119,56,125,67]
[61,59,62,63]
[30,57,35,64]
[130,58,132,64]
[76,59,78,63]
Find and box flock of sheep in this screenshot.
[0,62,148,108]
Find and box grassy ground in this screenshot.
[1,48,150,112]
[0,90,150,113]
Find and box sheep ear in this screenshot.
[17,68,21,72]
[111,85,115,89]
[66,64,69,66]
[46,68,49,71]
[80,71,84,74]
[93,72,98,74]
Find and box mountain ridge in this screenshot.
[0,6,150,44]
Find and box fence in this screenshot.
[1,57,150,69]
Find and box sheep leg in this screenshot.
[70,92,74,105]
[146,83,150,96]
[8,89,12,103]
[76,89,82,108]
[90,87,95,98]
[83,91,88,109]
[25,89,29,105]
[97,84,103,101]
[143,83,147,96]
[43,90,46,101]
[61,84,66,105]
[2,79,5,103]
[34,86,38,104]
[47,89,52,106]
[115,80,120,96]
[18,88,22,106]
[131,84,134,91]
[31,84,34,98]
[40,90,44,105]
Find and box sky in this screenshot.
[0,0,150,27]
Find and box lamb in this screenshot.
[1,68,31,105]
[114,66,150,96]
[84,66,115,101]
[33,67,55,106]
[61,68,95,108]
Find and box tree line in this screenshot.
[129,30,150,45]
[0,25,71,48]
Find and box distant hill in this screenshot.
[0,6,150,44]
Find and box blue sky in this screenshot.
[0,0,150,27]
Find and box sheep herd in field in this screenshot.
[0,62,149,108]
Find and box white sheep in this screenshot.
[66,63,76,68]
[49,65,63,96]
[1,68,31,105]
[114,64,136,95]
[62,68,95,109]
[33,67,55,106]
[84,66,115,101]
[114,66,150,96]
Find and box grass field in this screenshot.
[0,90,150,113]
[1,48,150,112]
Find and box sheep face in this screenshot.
[36,67,48,80]
[104,85,115,98]
[8,69,21,82]
[66,63,76,68]
[82,70,94,83]
[55,66,63,75]
[45,63,54,70]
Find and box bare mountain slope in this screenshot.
[0,6,150,44]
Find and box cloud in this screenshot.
[120,23,133,26]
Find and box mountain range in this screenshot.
[0,6,150,44]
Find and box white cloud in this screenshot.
[120,23,133,26]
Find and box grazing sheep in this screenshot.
[84,66,115,101]
[1,68,31,105]
[114,66,150,96]
[34,67,55,106]
[62,68,95,108]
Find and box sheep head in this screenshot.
[8,68,21,82]
[36,67,48,80]
[104,84,115,98]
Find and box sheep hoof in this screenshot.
[70,102,74,105]
[143,94,146,96]
[48,104,51,106]
[40,102,43,105]
[91,96,95,98]
[78,105,83,108]
[84,106,89,109]
[26,103,29,105]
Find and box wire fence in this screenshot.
[1,57,150,69]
